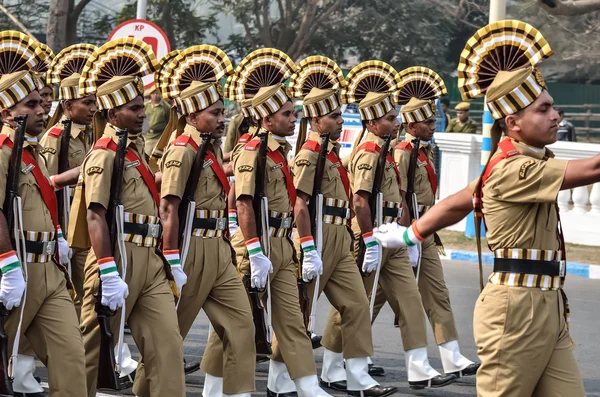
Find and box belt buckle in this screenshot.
[345,208,351,219]
[398,208,403,218]
[43,241,56,255]
[559,260,566,277]
[281,217,292,229]
[147,224,161,238]
[216,218,227,231]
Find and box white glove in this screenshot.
[228,210,239,238]
[300,237,322,282]
[361,232,380,274]
[164,250,187,296]
[246,238,272,289]
[408,244,420,268]
[374,223,423,249]
[0,251,25,310]
[98,257,129,312]
[57,228,72,266]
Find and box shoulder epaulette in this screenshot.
[395,141,412,151]
[302,140,320,152]
[238,133,251,144]
[245,138,261,151]
[0,135,10,148]
[93,137,114,151]
[172,134,199,151]
[47,127,63,138]
[356,141,380,154]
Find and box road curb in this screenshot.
[441,249,600,280]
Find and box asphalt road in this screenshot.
[38,260,600,396]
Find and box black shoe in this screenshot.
[347,385,398,397]
[266,389,297,397]
[319,378,347,391]
[13,393,46,397]
[184,360,200,375]
[119,368,136,389]
[409,374,457,390]
[311,334,322,349]
[256,354,269,363]
[448,362,481,378]
[368,363,385,377]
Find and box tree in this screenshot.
[537,0,600,15]
[47,0,95,51]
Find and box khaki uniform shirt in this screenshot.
[230,125,259,167]
[395,134,436,206]
[479,139,568,251]
[144,100,171,140]
[0,126,54,234]
[160,124,226,211]
[291,131,348,202]
[224,114,245,154]
[40,116,94,176]
[446,118,477,134]
[81,124,157,217]
[235,133,292,215]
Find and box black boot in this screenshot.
[13,393,46,397]
[448,362,481,378]
[347,385,398,397]
[184,359,200,375]
[266,389,297,397]
[319,378,347,391]
[311,334,322,349]
[409,374,457,390]
[368,363,385,377]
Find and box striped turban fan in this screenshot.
[31,42,54,88]
[161,45,232,115]
[457,20,553,120]
[225,48,297,119]
[79,37,158,110]
[340,60,401,121]
[395,66,447,123]
[289,55,346,118]
[0,30,47,109]
[153,49,180,99]
[47,44,97,100]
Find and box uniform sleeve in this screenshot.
[291,150,318,196]
[235,147,259,199]
[83,149,114,210]
[394,149,410,192]
[445,119,454,132]
[351,151,378,194]
[160,145,192,200]
[39,134,61,175]
[0,146,9,209]
[486,156,568,203]
[466,121,477,134]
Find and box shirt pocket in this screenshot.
[121,166,145,203]
[19,173,40,211]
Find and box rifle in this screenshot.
[0,115,28,396]
[178,133,211,267]
[96,128,128,391]
[248,130,272,355]
[303,132,330,334]
[406,138,424,281]
[56,119,72,236]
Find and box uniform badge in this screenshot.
[41,147,56,155]
[86,166,103,175]
[126,160,140,169]
[358,163,372,171]
[238,165,254,172]
[417,159,426,167]
[519,160,535,180]
[71,149,83,157]
[296,159,311,167]
[165,160,182,169]
[203,159,213,169]
[21,164,34,174]
[245,145,256,151]
[271,163,283,171]
[331,162,340,169]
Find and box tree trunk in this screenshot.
[47,0,69,50]
[537,0,600,15]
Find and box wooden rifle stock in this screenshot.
[405,138,421,222]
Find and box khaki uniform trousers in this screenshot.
[70,247,89,319]
[371,235,459,344]
[203,236,317,380]
[322,246,428,352]
[80,243,185,397]
[6,261,87,397]
[144,136,160,159]
[135,236,256,396]
[474,283,585,397]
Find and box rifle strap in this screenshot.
[303,140,351,200]
[357,141,401,188]
[267,149,296,207]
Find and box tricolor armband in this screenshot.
[164,249,182,267]
[98,257,118,276]
[246,238,262,257]
[300,236,316,253]
[50,175,63,191]
[403,223,425,247]
[362,231,378,248]
[228,209,238,222]
[56,227,65,240]
[0,251,21,274]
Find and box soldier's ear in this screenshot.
[63,100,73,112]
[107,108,117,123]
[504,114,520,133]
[0,108,13,122]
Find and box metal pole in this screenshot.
[136,0,147,19]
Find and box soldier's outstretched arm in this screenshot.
[294,191,312,238]
[52,166,80,188]
[353,190,373,234]
[87,203,112,259]
[237,195,258,240]
[415,186,472,238]
[562,155,600,190]
[160,196,181,250]
[0,212,12,254]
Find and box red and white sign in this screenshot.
[108,19,171,89]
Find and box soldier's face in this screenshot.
[408,117,435,141]
[64,95,97,125]
[1,91,45,136]
[265,101,296,137]
[369,109,399,137]
[507,91,559,148]
[192,101,225,138]
[312,107,343,140]
[109,96,146,133]
[39,86,53,115]
[457,110,468,122]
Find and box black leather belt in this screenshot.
[323,205,350,219]
[192,217,227,231]
[493,257,565,277]
[123,222,162,238]
[382,207,402,218]
[269,216,293,229]
[25,240,56,255]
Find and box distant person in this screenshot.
[557,108,576,141]
[143,86,171,156]
[440,97,451,129]
[446,102,477,134]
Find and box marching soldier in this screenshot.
[70,37,186,397]
[391,66,479,377]
[135,45,256,397]
[288,56,397,397]
[321,61,456,390]
[0,30,87,397]
[375,20,588,396]
[31,43,54,126]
